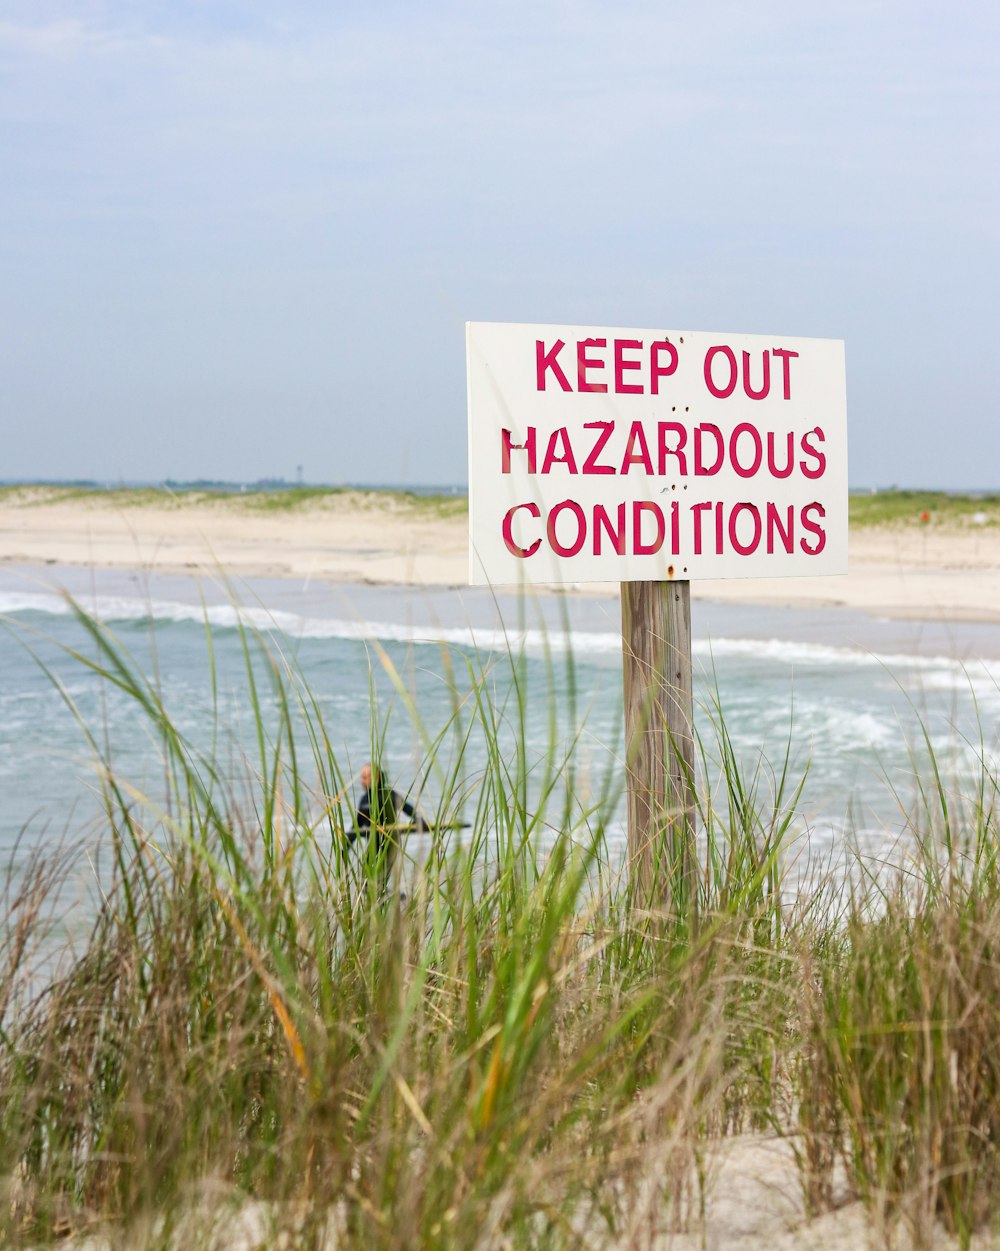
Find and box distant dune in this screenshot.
[1,485,999,623]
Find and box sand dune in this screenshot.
[1,488,998,624]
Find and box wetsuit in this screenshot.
[349,780,422,851]
[348,777,427,893]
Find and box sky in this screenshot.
[1,1,997,489]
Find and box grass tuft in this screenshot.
[1,601,999,1248]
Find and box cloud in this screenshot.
[0,16,167,60]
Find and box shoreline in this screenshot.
[1,488,999,627]
[7,561,1000,663]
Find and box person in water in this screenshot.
[348,763,428,887]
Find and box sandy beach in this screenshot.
[1,487,999,624]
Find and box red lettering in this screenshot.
[800,427,827,479]
[577,338,608,392]
[582,421,615,474]
[650,340,678,394]
[766,431,795,478]
[620,421,653,474]
[694,424,724,475]
[502,503,541,557]
[730,423,763,478]
[502,427,537,474]
[535,339,571,392]
[657,422,687,475]
[614,339,643,394]
[547,499,587,557]
[704,345,737,398]
[540,427,578,474]
[729,503,762,555]
[742,350,770,400]
[633,501,665,555]
[594,502,626,554]
[800,502,826,554]
[691,501,712,554]
[766,502,794,554]
[670,500,680,555]
[772,348,798,399]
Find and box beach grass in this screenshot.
[2,603,1000,1248]
[0,483,469,521]
[9,482,1000,534]
[235,486,468,519]
[0,485,187,509]
[849,489,1000,529]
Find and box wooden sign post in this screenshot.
[466,321,847,913]
[621,578,695,908]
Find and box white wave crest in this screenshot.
[3,591,999,688]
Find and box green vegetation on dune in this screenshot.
[0,484,215,509]
[2,604,1000,1248]
[0,482,470,519]
[8,483,1000,532]
[850,488,1000,528]
[231,484,350,510]
[235,485,468,519]
[393,488,469,519]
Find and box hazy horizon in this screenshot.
[5,477,999,498]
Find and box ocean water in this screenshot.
[2,564,1000,887]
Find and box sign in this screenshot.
[466,321,847,585]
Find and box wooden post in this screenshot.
[621,579,696,911]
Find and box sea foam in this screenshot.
[4,590,999,696]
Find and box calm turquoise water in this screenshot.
[3,564,1000,885]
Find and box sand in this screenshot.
[7,488,998,1249]
[32,1135,986,1249]
[0,490,469,590]
[1,488,999,624]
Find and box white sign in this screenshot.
[466,321,847,585]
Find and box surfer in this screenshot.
[348,763,428,890]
